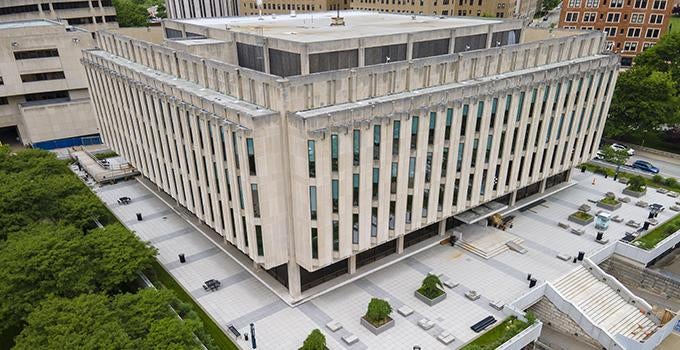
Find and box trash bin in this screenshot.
[179,254,186,263]
[529,278,537,288]
[596,232,604,241]
[577,251,585,261]
[136,213,143,221]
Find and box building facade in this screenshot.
[83,12,618,300]
[237,0,540,19]
[558,0,673,66]
[0,0,118,31]
[0,19,100,148]
[166,0,240,18]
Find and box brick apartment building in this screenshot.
[558,0,673,66]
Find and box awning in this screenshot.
[453,201,508,225]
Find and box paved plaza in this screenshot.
[94,170,680,349]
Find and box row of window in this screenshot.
[603,26,661,38]
[89,66,265,258]
[0,1,114,15]
[306,71,614,258]
[565,12,665,24]
[20,71,65,83]
[568,0,666,8]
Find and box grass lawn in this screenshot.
[146,260,238,350]
[634,213,680,250]
[94,150,119,160]
[461,317,533,350]
[670,16,680,34]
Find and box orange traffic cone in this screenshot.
[592,178,596,185]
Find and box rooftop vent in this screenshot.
[330,8,345,26]
[290,10,296,17]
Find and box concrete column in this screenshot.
[539,178,547,193]
[397,236,404,254]
[509,190,518,206]
[300,44,310,75]
[288,262,301,299]
[406,34,414,60]
[438,219,446,236]
[262,39,271,74]
[348,255,357,274]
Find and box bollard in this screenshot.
[136,213,143,221]
[572,257,578,263]
[529,278,537,288]
[596,232,604,241]
[527,273,532,281]
[179,254,186,263]
[643,221,650,231]
[577,251,585,261]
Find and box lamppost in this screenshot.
[250,323,257,349]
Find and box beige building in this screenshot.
[0,0,118,31]
[0,19,99,148]
[238,0,541,19]
[83,11,618,300]
[166,0,240,18]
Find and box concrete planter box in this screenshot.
[623,187,646,198]
[414,289,447,306]
[360,316,394,335]
[597,200,622,211]
[568,213,594,226]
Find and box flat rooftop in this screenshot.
[173,11,507,43]
[0,19,58,30]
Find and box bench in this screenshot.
[489,300,504,310]
[397,305,414,317]
[618,196,631,203]
[326,320,342,332]
[557,253,571,261]
[437,331,455,344]
[611,215,624,223]
[342,334,358,345]
[667,192,678,198]
[471,316,497,333]
[557,222,570,229]
[227,324,241,338]
[443,280,459,289]
[418,318,435,330]
[465,290,481,301]
[570,228,585,236]
[670,205,680,212]
[657,188,668,194]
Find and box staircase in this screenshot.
[552,266,658,342]
[455,237,524,259]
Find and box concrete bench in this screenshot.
[325,320,342,332]
[437,331,455,345]
[611,215,624,223]
[418,318,435,330]
[657,188,668,194]
[557,221,570,229]
[667,192,678,198]
[557,253,571,261]
[670,205,680,212]
[443,280,459,289]
[570,228,585,236]
[626,220,641,228]
[342,334,358,345]
[397,305,414,317]
[489,300,504,310]
[465,290,481,301]
[636,201,649,208]
[618,196,631,203]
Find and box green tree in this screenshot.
[634,31,680,88]
[364,298,392,326]
[627,175,647,192]
[113,0,148,27]
[143,318,202,350]
[301,329,326,350]
[599,147,630,179]
[418,274,444,299]
[606,68,679,138]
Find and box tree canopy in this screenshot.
[13,290,206,350]
[113,0,166,27]
[606,32,680,138]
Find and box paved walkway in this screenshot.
[92,170,680,349]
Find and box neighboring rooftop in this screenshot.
[171,11,515,43]
[0,19,58,30]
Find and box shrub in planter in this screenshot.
[597,196,621,210]
[664,177,678,188]
[361,298,394,334]
[624,175,647,197]
[415,274,447,305]
[568,211,594,225]
[652,174,664,184]
[301,329,326,350]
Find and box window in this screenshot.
[309,186,317,220]
[652,0,667,9]
[445,109,453,141]
[634,0,648,7]
[610,0,624,7]
[627,28,641,37]
[623,42,638,52]
[568,0,581,6]
[24,90,69,102]
[405,195,413,224]
[371,207,378,237]
[372,168,379,200]
[353,130,360,166]
[311,228,318,259]
[408,157,416,187]
[642,42,655,50]
[332,221,339,252]
[0,97,8,105]
[251,184,261,218]
[422,189,429,218]
[606,41,614,51]
[631,13,645,23]
[461,104,469,136]
[20,71,65,83]
[516,92,525,122]
[390,162,398,194]
[353,174,360,206]
[565,12,579,22]
[307,140,316,178]
[332,179,339,213]
[392,121,400,155]
[13,49,59,60]
[352,214,359,244]
[583,12,597,22]
[246,138,256,175]
[410,116,419,150]
[490,98,498,128]
[442,147,449,175]
[475,101,484,132]
[389,201,396,230]
[586,0,600,6]
[373,125,381,160]
[604,27,617,37]
[645,28,660,38]
[255,226,264,256]
[428,112,436,145]
[331,134,339,172]
[649,14,663,24]
[606,13,621,23]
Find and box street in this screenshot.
[592,148,680,180]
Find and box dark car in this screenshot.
[631,160,659,174]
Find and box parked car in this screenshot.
[610,143,635,156]
[631,160,659,174]
[595,150,605,160]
